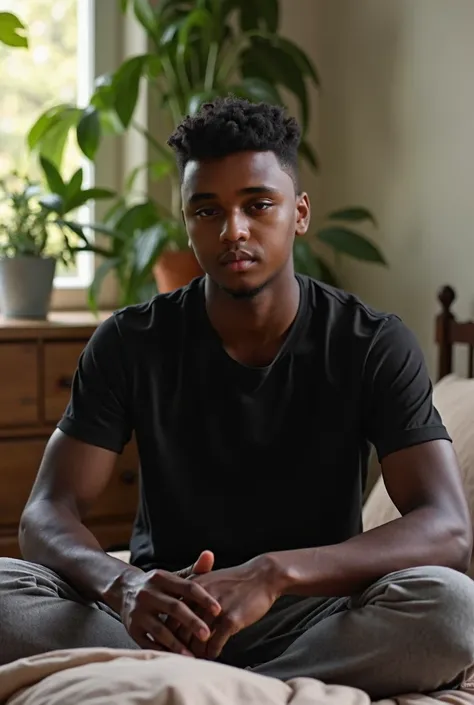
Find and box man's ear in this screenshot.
[295,192,311,237]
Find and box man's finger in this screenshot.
[134,616,195,657]
[193,550,215,575]
[184,606,216,658]
[205,621,234,660]
[175,550,215,579]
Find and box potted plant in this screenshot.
[28,0,386,299]
[80,197,173,310]
[0,159,114,319]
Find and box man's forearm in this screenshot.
[269,507,471,598]
[19,499,142,613]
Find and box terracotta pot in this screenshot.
[153,249,203,293]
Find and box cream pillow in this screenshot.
[363,374,474,577]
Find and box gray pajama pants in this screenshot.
[0,557,474,700]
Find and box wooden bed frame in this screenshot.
[436,285,474,380]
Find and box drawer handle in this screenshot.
[120,470,138,485]
[58,376,73,390]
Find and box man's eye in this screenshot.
[195,207,218,218]
[249,201,272,213]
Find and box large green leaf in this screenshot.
[28,106,81,169]
[90,74,116,110]
[133,0,158,38]
[82,222,129,241]
[177,8,213,56]
[326,206,377,227]
[65,187,115,213]
[273,36,320,86]
[67,168,84,200]
[0,12,28,48]
[314,256,339,286]
[28,105,78,149]
[159,20,182,46]
[56,219,87,243]
[134,223,170,274]
[293,239,320,278]
[241,38,310,129]
[39,156,66,198]
[293,240,339,285]
[77,107,101,160]
[240,0,279,32]
[115,201,159,235]
[317,226,386,264]
[112,55,150,128]
[88,257,121,312]
[228,77,282,106]
[99,110,126,136]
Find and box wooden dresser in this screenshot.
[0,311,139,558]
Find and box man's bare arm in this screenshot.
[20,430,221,654]
[19,429,142,613]
[266,440,473,597]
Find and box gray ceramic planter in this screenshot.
[0,256,56,319]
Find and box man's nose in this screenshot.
[219,211,250,243]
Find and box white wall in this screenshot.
[310,0,474,375]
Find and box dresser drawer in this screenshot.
[0,438,139,529]
[0,438,45,525]
[0,343,38,427]
[44,341,86,423]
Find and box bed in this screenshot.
[2,284,474,705]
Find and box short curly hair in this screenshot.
[167,96,301,190]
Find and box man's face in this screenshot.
[181,150,310,298]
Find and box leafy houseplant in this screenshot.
[28,0,386,305]
[0,160,114,319]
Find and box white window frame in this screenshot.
[53,0,95,292]
[51,0,147,311]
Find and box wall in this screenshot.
[312,0,474,376]
[279,0,320,215]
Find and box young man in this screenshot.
[0,97,473,699]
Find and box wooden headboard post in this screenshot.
[436,285,456,380]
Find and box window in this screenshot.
[0,0,94,290]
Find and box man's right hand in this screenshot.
[120,551,220,656]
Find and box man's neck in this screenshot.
[204,271,300,366]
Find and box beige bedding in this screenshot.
[1,648,473,705]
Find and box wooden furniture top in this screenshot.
[0,311,113,340]
[436,285,474,380]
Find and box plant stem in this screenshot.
[161,54,183,125]
[204,41,219,92]
[216,34,250,85]
[171,179,181,221]
[176,50,191,97]
[131,120,174,163]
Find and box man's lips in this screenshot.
[219,250,257,272]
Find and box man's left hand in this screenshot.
[176,554,285,660]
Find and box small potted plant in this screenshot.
[0,158,114,319]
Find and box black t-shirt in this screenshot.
[58,275,450,572]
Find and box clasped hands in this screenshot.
[120,549,283,660]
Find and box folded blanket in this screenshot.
[1,647,473,705]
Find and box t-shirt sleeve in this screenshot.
[362,315,451,460]
[57,315,133,453]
